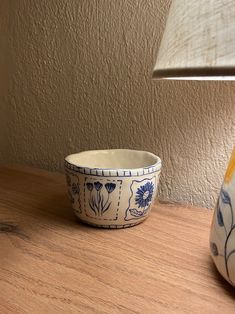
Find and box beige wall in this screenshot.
[2,0,235,207]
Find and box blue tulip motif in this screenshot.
[86,182,93,191]
[86,181,116,216]
[105,183,116,193]
[94,182,103,191]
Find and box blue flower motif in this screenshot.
[105,183,116,193]
[135,181,154,208]
[217,206,224,226]
[86,182,93,191]
[94,181,103,191]
[221,189,231,205]
[72,183,80,194]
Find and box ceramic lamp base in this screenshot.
[210,147,235,286]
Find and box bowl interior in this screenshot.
[65,149,160,170]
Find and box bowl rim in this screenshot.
[64,149,161,177]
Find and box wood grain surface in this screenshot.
[0,165,234,313]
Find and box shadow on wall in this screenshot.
[152,79,235,207]
[3,0,235,208]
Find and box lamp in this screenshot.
[154,0,235,80]
[153,0,235,286]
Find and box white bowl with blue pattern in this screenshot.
[65,149,161,228]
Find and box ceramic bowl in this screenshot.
[64,149,161,228]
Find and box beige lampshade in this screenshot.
[153,0,235,80]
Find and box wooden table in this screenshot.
[0,166,234,313]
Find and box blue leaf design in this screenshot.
[221,189,231,205]
[217,206,224,226]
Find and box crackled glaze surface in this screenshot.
[65,150,161,228]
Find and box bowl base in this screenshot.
[75,216,146,229]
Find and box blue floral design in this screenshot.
[217,188,233,230]
[105,183,116,193]
[216,187,235,284]
[94,182,103,191]
[210,242,218,256]
[217,205,224,227]
[86,181,116,216]
[86,182,93,191]
[221,189,232,205]
[135,182,154,208]
[72,182,80,194]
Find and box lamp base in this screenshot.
[210,147,235,286]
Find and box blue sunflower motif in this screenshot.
[135,181,154,208]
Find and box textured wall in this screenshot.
[3,0,235,207]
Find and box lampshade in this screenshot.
[153,0,235,80]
